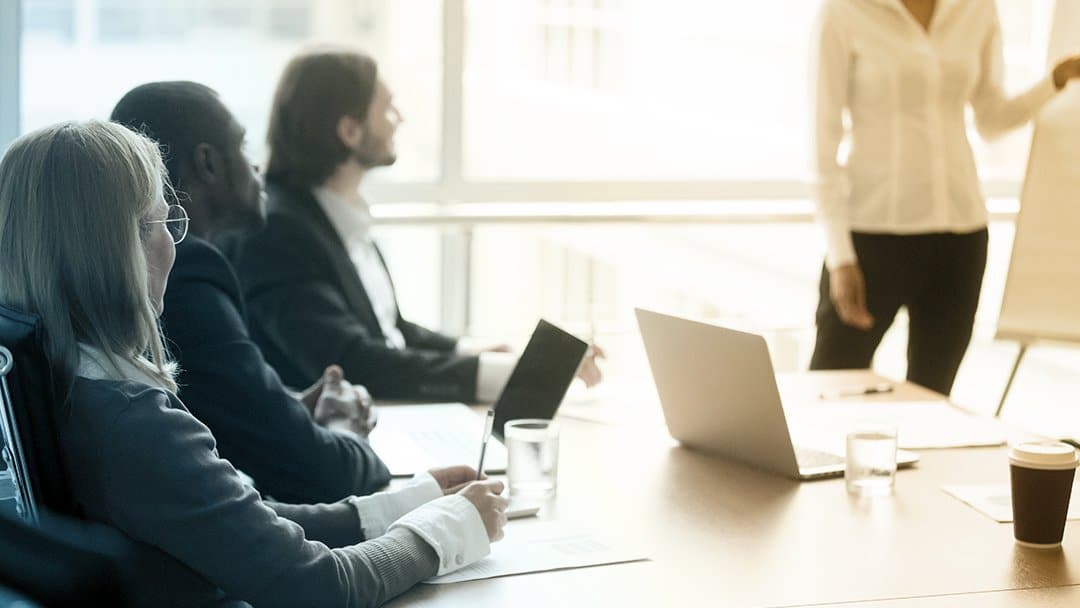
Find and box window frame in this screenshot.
[1,1,20,153]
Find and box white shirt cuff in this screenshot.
[389,494,491,575]
[822,220,857,270]
[475,352,518,402]
[347,472,442,540]
[455,336,479,356]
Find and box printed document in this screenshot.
[787,400,1008,450]
[425,521,647,584]
[943,484,1080,523]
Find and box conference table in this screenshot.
[388,371,1080,607]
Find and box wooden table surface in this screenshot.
[807,584,1080,607]
[388,371,1080,607]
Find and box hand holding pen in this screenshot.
[476,408,496,480]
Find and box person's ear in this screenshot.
[336,114,365,149]
[191,143,224,186]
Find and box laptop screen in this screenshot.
[491,320,588,441]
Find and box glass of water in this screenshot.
[845,422,898,497]
[505,419,560,498]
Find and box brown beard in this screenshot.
[353,133,397,169]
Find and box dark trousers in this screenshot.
[809,229,989,396]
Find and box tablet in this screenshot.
[491,320,588,441]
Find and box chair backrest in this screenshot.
[0,509,130,606]
[0,304,76,523]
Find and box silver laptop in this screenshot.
[635,309,918,480]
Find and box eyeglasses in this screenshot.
[144,204,189,244]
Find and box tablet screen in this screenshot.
[491,320,588,441]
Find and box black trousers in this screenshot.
[809,229,989,396]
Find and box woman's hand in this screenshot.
[429,465,482,495]
[829,264,874,330]
[457,479,508,542]
[1052,56,1080,90]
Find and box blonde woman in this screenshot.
[809,0,1080,394]
[0,120,507,607]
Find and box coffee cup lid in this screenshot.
[1009,442,1079,470]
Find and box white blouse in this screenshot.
[812,0,1060,268]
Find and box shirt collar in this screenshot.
[76,344,170,390]
[312,186,374,248]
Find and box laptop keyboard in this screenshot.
[795,446,844,468]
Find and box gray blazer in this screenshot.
[58,377,437,607]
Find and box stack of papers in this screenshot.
[425,521,647,584]
[786,400,1008,451]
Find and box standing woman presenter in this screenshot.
[809,0,1080,394]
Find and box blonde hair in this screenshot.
[0,120,178,393]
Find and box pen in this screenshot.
[819,383,895,399]
[475,409,495,480]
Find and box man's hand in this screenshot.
[575,344,605,388]
[429,465,483,495]
[308,365,378,437]
[829,263,874,330]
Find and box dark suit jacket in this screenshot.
[161,236,390,504]
[58,378,437,607]
[224,179,481,402]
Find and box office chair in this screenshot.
[0,304,137,605]
[0,509,130,606]
[0,305,253,607]
[0,304,76,523]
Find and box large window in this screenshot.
[462,0,1055,183]
[463,0,823,181]
[20,0,442,181]
[19,0,1054,190]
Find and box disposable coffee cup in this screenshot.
[1009,442,1079,548]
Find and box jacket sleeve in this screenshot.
[163,260,390,504]
[99,391,438,608]
[398,318,459,353]
[234,215,480,402]
[265,500,363,548]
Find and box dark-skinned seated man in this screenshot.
[111,82,391,503]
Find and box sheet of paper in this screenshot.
[424,521,647,585]
[942,483,1080,523]
[369,403,507,477]
[786,400,1007,450]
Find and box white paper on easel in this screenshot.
[424,521,647,585]
[995,0,1080,344]
[942,483,1080,523]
